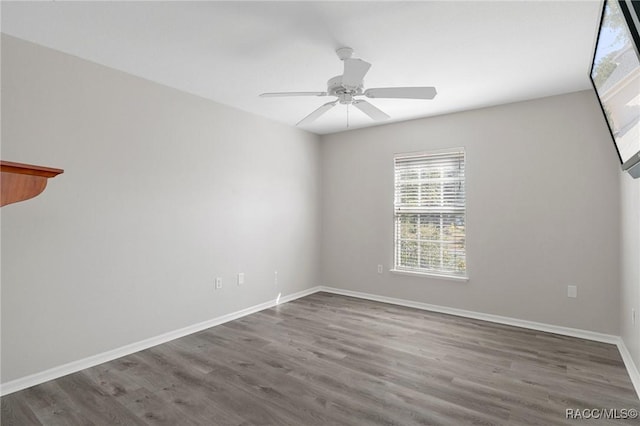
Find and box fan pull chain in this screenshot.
[347,103,350,128]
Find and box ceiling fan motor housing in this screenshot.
[327,75,363,104]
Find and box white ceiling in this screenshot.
[1,1,602,135]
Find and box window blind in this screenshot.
[394,149,466,277]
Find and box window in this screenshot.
[393,149,466,278]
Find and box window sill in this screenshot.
[389,269,469,282]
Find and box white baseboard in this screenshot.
[617,339,640,398]
[0,286,321,396]
[317,286,640,400]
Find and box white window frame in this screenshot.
[391,148,468,281]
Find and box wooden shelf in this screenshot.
[1,160,64,207]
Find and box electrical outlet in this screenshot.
[237,272,245,286]
[274,270,278,285]
[377,264,383,274]
[215,277,222,290]
[567,285,577,298]
[633,308,636,326]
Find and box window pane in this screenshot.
[394,149,466,277]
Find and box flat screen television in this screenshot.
[590,0,640,176]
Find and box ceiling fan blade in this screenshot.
[352,100,390,121]
[364,87,437,100]
[296,101,337,126]
[342,58,371,88]
[260,92,328,97]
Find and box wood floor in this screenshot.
[2,292,639,425]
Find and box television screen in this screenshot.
[590,0,640,171]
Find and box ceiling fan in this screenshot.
[260,47,437,127]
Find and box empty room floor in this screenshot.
[2,292,638,425]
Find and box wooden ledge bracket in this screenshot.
[1,160,64,207]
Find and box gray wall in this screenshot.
[621,171,640,368]
[320,91,621,334]
[1,35,321,382]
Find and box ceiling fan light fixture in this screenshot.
[339,93,354,104]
